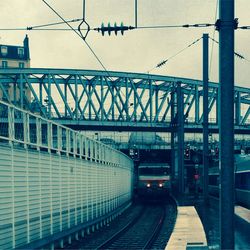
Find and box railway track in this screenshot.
[96,205,166,250]
[61,199,177,250]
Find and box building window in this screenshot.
[1,46,8,56]
[2,61,8,68]
[19,62,25,68]
[18,47,24,57]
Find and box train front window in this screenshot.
[139,167,170,175]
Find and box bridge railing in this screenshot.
[0,100,132,166]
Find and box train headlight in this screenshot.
[146,183,151,188]
[159,183,163,188]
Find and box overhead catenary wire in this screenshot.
[41,0,126,100]
[27,18,83,30]
[147,37,202,73]
[209,0,219,75]
[0,22,215,32]
[238,26,250,29]
[23,28,93,31]
[4,22,250,32]
[136,23,214,29]
[209,36,250,62]
[0,28,94,31]
[41,0,109,74]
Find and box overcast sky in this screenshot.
[0,0,250,88]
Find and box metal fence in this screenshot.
[0,100,134,249]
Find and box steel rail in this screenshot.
[96,205,166,250]
[142,206,166,249]
[96,206,146,249]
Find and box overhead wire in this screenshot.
[4,22,250,32]
[27,18,83,30]
[209,0,219,76]
[6,2,248,76]
[147,37,202,73]
[41,0,111,75]
[0,22,215,32]
[209,36,250,63]
[136,23,214,29]
[0,28,93,31]
[238,25,250,30]
[41,0,130,101]
[0,18,88,31]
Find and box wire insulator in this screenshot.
[239,26,250,29]
[157,60,168,68]
[94,23,135,36]
[234,52,244,60]
[209,36,249,62]
[183,23,214,28]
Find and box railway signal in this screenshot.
[129,148,140,161]
[184,146,190,160]
[94,22,135,36]
[194,174,199,180]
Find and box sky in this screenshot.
[0,0,250,88]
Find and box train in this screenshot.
[137,163,171,198]
[208,154,250,209]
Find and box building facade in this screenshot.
[0,35,30,68]
[0,35,31,104]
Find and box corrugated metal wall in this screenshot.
[0,144,133,249]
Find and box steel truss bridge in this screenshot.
[0,68,250,133]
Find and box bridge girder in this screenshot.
[0,68,250,132]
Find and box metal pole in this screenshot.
[20,73,24,109]
[48,75,51,119]
[202,34,209,203]
[64,83,67,117]
[235,92,241,126]
[135,0,138,28]
[149,80,152,123]
[195,85,200,123]
[75,76,78,120]
[177,83,184,193]
[218,0,235,249]
[82,0,86,21]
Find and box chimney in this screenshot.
[23,34,30,60]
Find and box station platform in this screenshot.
[166,193,250,249]
[235,205,250,224]
[166,206,208,250]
